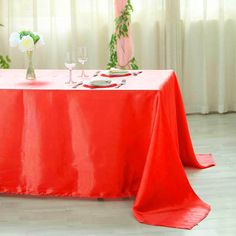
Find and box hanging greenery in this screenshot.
[107,0,138,70]
[0,24,11,69]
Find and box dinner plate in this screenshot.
[100,72,132,78]
[85,79,112,87]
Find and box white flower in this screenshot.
[34,32,45,47]
[10,31,44,53]
[19,35,34,52]
[38,36,45,46]
[9,32,21,47]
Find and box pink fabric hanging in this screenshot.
[114,0,133,68]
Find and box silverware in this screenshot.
[133,71,143,76]
[93,70,101,77]
[115,79,126,88]
[72,81,83,89]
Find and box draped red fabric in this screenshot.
[0,70,215,229]
[132,72,215,229]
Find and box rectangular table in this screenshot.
[0,69,215,229]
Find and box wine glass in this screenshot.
[64,52,77,84]
[78,46,89,78]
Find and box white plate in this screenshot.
[101,70,129,76]
[86,79,112,87]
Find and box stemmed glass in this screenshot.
[64,52,77,84]
[78,46,89,78]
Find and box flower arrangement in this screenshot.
[9,30,45,52]
[9,30,44,80]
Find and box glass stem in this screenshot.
[80,63,88,77]
[81,69,85,77]
[69,69,72,82]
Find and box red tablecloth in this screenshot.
[0,70,215,229]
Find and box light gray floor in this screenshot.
[0,114,236,236]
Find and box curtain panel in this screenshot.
[0,0,114,69]
[0,0,235,113]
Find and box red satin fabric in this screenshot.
[0,70,215,229]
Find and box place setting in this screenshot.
[72,77,125,90]
[82,79,120,89]
[72,69,130,89]
[70,67,143,89]
[98,68,143,78]
[63,48,126,89]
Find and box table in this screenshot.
[0,69,215,229]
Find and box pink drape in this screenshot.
[115,0,133,68]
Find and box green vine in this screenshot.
[107,0,139,70]
[0,24,11,69]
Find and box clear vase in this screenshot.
[26,51,36,80]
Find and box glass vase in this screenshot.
[26,51,36,80]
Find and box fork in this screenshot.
[115,79,126,88]
[93,70,101,77]
[72,81,83,89]
[133,71,143,76]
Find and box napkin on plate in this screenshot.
[89,79,111,86]
[108,68,129,75]
[83,79,117,89]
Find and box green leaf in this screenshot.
[20,30,32,39]
[122,24,128,33]
[33,34,40,44]
[131,63,139,70]
[115,17,122,26]
[18,30,41,44]
[6,56,11,63]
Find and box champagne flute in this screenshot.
[64,52,77,84]
[78,46,89,78]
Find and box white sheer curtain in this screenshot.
[132,0,236,113]
[0,0,235,113]
[0,0,114,69]
[132,0,182,77]
[181,0,236,113]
